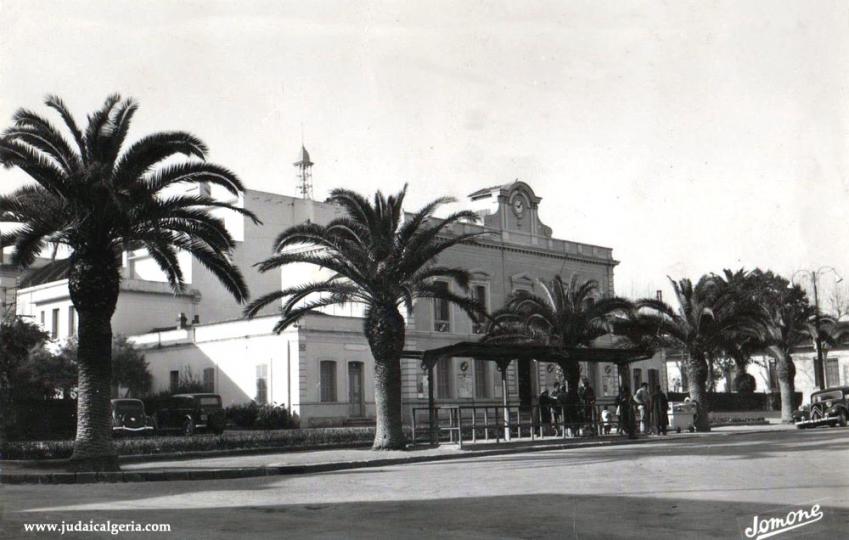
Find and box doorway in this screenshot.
[348,362,365,417]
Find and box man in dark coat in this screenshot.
[617,387,636,439]
[651,385,669,435]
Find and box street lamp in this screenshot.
[792,266,843,389]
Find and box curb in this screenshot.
[1,433,700,485]
[2,426,795,485]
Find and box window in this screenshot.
[68,307,76,337]
[320,361,337,402]
[51,308,59,339]
[169,370,179,393]
[475,359,490,398]
[40,311,45,327]
[437,357,452,399]
[203,368,215,392]
[633,368,642,390]
[433,281,450,332]
[825,358,840,387]
[471,284,488,334]
[256,364,268,404]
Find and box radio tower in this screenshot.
[293,145,314,200]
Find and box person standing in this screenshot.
[580,378,597,431]
[651,385,669,435]
[618,387,636,439]
[633,382,651,434]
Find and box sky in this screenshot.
[2,0,848,305]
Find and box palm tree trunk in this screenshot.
[775,350,796,424]
[365,305,406,450]
[686,350,711,432]
[67,249,120,471]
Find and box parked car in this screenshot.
[153,393,226,435]
[111,398,155,436]
[794,386,849,429]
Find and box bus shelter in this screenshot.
[401,342,651,445]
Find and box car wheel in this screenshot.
[675,427,681,434]
[183,418,195,436]
[838,410,848,428]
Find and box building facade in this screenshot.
[126,180,668,425]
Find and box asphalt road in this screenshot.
[2,428,847,539]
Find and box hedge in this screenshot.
[2,427,378,461]
[667,391,803,412]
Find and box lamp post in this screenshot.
[792,267,843,389]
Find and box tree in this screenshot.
[748,270,845,422]
[40,336,152,398]
[484,275,634,395]
[18,342,78,399]
[246,186,484,450]
[110,336,151,397]
[712,269,761,392]
[0,95,257,470]
[630,276,766,431]
[0,316,48,448]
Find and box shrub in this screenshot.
[2,427,376,460]
[226,402,260,428]
[256,404,296,429]
[225,403,298,429]
[733,373,757,393]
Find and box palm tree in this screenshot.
[484,275,635,395]
[763,282,814,422]
[631,276,766,431]
[713,269,759,391]
[0,95,256,470]
[245,186,485,450]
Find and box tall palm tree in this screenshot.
[0,95,256,470]
[631,276,766,431]
[763,282,815,422]
[245,186,485,450]
[484,275,635,395]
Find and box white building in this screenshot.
[124,178,666,425]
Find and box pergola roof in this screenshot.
[402,341,651,368]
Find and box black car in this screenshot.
[794,386,849,429]
[111,399,155,436]
[154,393,226,435]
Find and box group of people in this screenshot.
[538,379,596,436]
[614,383,670,439]
[538,379,673,439]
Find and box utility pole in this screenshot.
[811,272,824,390]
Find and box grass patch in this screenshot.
[2,427,377,461]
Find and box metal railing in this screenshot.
[411,404,623,448]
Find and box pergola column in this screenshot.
[426,360,436,445]
[497,359,512,441]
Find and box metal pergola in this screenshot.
[401,342,652,442]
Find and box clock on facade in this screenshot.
[510,193,527,217]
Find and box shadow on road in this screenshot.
[3,492,847,539]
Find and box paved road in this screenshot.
[2,428,847,539]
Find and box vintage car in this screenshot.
[111,398,155,436]
[153,393,226,436]
[794,386,849,429]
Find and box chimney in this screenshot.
[656,290,663,302]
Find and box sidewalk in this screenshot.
[1,423,793,485]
